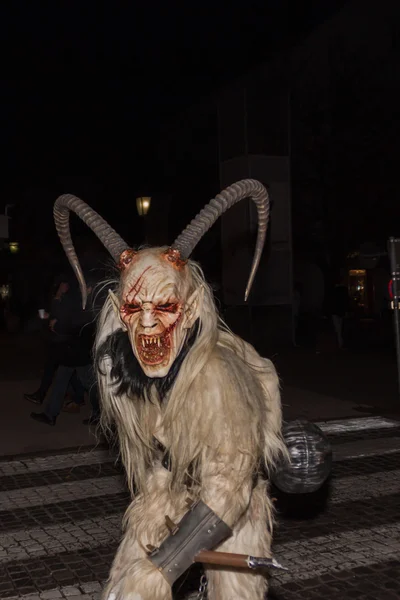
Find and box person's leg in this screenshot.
[76,365,101,424]
[31,366,73,425]
[24,352,58,404]
[69,370,85,405]
[38,355,59,397]
[332,315,343,348]
[75,364,92,391]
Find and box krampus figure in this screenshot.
[54,180,288,600]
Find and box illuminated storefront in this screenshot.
[348,269,367,309]
[346,247,390,316]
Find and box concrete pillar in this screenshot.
[218,63,293,350]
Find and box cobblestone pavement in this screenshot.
[0,416,399,600]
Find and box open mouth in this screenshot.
[137,332,171,365]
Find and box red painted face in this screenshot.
[118,250,192,378]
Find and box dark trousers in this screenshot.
[38,354,85,404]
[44,364,100,419]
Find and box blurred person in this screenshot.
[24,276,86,407]
[330,276,350,349]
[30,275,100,426]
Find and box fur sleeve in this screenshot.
[198,347,286,528]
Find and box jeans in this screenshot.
[38,356,85,404]
[45,364,99,419]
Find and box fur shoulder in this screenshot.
[216,330,280,394]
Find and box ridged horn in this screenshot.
[171,179,270,301]
[54,194,129,308]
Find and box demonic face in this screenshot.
[111,249,200,378]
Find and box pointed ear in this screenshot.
[108,289,127,330]
[183,286,204,329]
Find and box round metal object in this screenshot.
[272,419,332,494]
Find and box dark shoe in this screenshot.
[24,392,44,405]
[30,412,56,426]
[83,415,100,426]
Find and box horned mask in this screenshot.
[54,179,270,377]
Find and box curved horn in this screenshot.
[54,194,129,308]
[171,179,270,301]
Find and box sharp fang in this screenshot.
[157,337,161,347]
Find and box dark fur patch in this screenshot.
[95,321,199,401]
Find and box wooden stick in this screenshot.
[194,551,249,569]
[194,550,287,571]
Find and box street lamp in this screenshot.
[136,196,151,244]
[136,196,151,216]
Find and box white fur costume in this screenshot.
[53,180,287,600]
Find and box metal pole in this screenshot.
[394,305,400,397]
[388,237,400,397]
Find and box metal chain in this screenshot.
[197,574,208,600]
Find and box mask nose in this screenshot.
[140,304,157,329]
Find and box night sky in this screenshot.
[5,0,396,309]
[1,0,354,270]
[3,1,346,181]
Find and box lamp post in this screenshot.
[388,237,400,399]
[136,197,151,217]
[136,196,151,243]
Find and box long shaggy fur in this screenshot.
[95,253,287,599]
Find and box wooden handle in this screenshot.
[194,551,248,569]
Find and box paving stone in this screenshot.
[80,583,102,593]
[1,424,400,599]
[0,494,129,536]
[59,587,81,596]
[0,464,122,494]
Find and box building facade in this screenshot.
[158,0,399,349]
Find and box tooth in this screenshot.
[142,338,145,347]
[157,338,161,347]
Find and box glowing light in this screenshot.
[0,284,10,299]
[9,242,19,254]
[136,197,151,216]
[349,269,366,276]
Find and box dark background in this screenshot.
[1,0,398,321]
[2,1,347,218]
